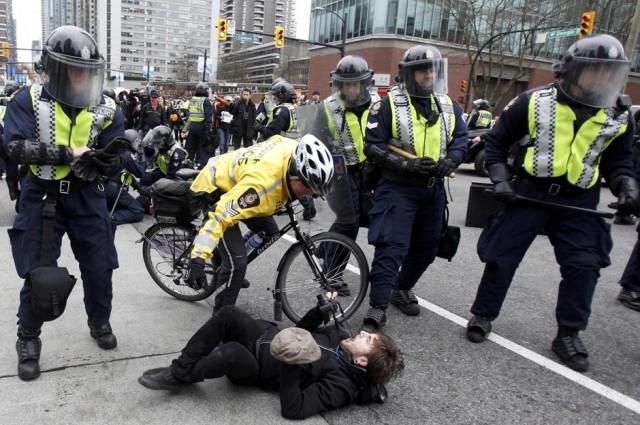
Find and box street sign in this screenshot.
[227,19,236,35]
[236,34,260,42]
[547,28,580,39]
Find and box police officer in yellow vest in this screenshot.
[253,81,300,141]
[3,26,125,381]
[184,82,214,168]
[467,99,492,130]
[466,35,638,373]
[184,135,335,311]
[311,55,378,294]
[140,125,189,186]
[361,45,468,331]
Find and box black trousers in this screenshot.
[170,306,268,385]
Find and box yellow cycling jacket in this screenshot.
[190,135,298,260]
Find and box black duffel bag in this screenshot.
[151,178,198,224]
[436,206,461,262]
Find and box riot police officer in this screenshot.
[361,45,468,331]
[467,99,492,130]
[140,125,189,186]
[0,80,21,201]
[184,82,214,168]
[253,80,300,140]
[465,35,638,373]
[312,55,377,294]
[4,26,125,381]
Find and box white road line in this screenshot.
[417,297,640,415]
[282,233,639,414]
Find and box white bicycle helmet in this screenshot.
[291,135,335,196]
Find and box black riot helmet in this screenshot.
[330,55,374,108]
[398,45,448,98]
[102,87,116,101]
[4,81,19,97]
[194,82,210,97]
[142,125,176,152]
[553,34,631,108]
[124,129,143,154]
[270,81,296,104]
[40,25,106,108]
[472,99,490,111]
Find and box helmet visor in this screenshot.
[332,74,373,108]
[43,50,105,108]
[559,57,631,108]
[400,57,448,98]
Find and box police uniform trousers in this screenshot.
[214,216,279,309]
[185,122,211,168]
[104,180,145,226]
[619,236,640,292]
[471,178,612,330]
[8,173,119,329]
[367,177,445,306]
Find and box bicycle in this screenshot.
[140,175,369,323]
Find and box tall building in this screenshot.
[217,0,305,87]
[0,0,17,82]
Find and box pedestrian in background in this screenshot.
[231,88,257,150]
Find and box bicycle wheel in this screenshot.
[275,232,368,323]
[142,223,219,301]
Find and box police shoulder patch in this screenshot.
[370,101,383,116]
[237,188,260,209]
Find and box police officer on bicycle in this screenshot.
[185,134,335,312]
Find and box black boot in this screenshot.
[16,325,42,381]
[552,326,589,372]
[88,322,118,350]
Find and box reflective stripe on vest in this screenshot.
[477,110,492,127]
[189,97,205,122]
[323,95,367,165]
[157,143,187,175]
[388,86,454,159]
[525,86,628,188]
[268,103,300,140]
[30,85,115,180]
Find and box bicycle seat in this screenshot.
[176,168,200,181]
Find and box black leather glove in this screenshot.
[252,122,263,133]
[614,176,640,215]
[487,163,516,202]
[6,178,20,201]
[185,258,207,290]
[92,152,122,177]
[405,157,436,175]
[433,155,458,178]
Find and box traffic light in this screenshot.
[275,26,285,48]
[217,18,228,41]
[1,42,8,58]
[460,80,467,93]
[580,11,596,38]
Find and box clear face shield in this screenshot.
[558,57,631,108]
[400,58,448,98]
[332,75,373,108]
[42,50,105,108]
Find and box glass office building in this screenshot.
[310,0,639,73]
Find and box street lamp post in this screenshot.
[312,7,347,58]
[191,47,208,82]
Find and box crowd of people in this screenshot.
[3,23,640,420]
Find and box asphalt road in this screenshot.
[0,164,638,424]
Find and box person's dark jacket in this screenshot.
[231,98,257,139]
[138,102,166,133]
[256,307,361,420]
[215,102,234,132]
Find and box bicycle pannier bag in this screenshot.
[151,178,197,223]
